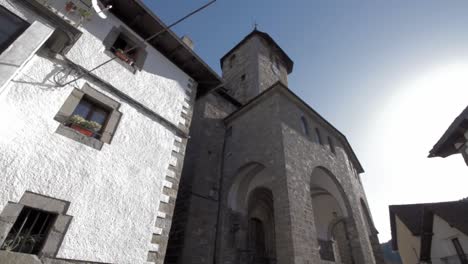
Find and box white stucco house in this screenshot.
[389,200,468,264]
[0,0,221,263]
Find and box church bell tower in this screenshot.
[220,29,294,104]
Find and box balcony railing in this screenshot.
[441,254,468,264]
[36,0,94,27]
[318,239,335,262]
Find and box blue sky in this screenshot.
[143,0,468,242]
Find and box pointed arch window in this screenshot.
[328,136,336,154]
[315,128,323,145]
[300,116,309,136]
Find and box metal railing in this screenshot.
[0,207,56,255]
[36,0,93,27]
[318,239,335,262]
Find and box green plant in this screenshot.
[78,8,92,20]
[0,228,42,252]
[69,115,102,131]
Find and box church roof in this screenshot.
[224,81,364,173]
[220,29,294,74]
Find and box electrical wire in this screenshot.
[59,0,216,87]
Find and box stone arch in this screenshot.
[247,187,276,263]
[227,162,266,213]
[360,198,384,264]
[310,166,364,264]
[226,162,277,264]
[360,199,377,235]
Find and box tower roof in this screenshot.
[220,29,294,74]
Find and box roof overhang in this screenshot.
[224,81,364,173]
[102,0,222,96]
[429,106,468,158]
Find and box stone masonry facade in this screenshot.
[166,30,384,264]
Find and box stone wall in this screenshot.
[165,92,238,264]
[221,34,288,104]
[277,89,381,264]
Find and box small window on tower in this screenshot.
[315,128,323,145]
[229,54,236,68]
[241,74,246,81]
[301,116,309,136]
[328,136,336,154]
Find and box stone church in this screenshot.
[165,30,384,264]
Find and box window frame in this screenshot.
[54,83,122,150]
[1,206,57,255]
[103,26,147,73]
[0,192,73,258]
[0,5,30,54]
[69,96,111,139]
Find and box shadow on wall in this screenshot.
[11,59,79,91]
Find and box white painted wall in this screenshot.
[395,216,421,264]
[430,215,468,264]
[0,1,195,263]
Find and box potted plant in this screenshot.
[69,115,102,137]
[115,49,135,65]
[65,1,77,13]
[75,7,93,27]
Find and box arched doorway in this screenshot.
[247,188,276,264]
[227,163,277,264]
[310,167,361,264]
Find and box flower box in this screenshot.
[68,115,102,137]
[115,50,135,65]
[71,124,94,137]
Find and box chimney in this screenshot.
[181,36,194,50]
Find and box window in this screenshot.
[452,238,468,264]
[328,136,336,154]
[229,54,236,68]
[315,128,323,145]
[67,97,110,139]
[1,207,56,254]
[226,126,233,137]
[0,6,29,54]
[0,192,73,258]
[301,116,309,136]
[54,83,122,150]
[103,27,147,72]
[111,34,139,66]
